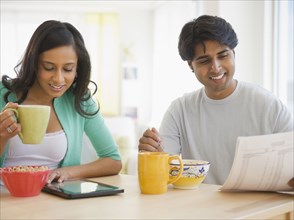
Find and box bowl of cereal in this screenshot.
[0,165,50,197]
[170,160,210,189]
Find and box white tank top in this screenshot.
[3,130,67,169]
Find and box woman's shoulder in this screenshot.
[0,81,10,97]
[0,79,14,95]
[0,81,8,108]
[0,81,7,90]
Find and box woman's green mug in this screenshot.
[5,105,50,144]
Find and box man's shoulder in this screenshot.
[239,81,269,92]
[238,81,284,110]
[239,81,275,98]
[169,88,203,110]
[175,88,202,102]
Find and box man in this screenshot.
[138,15,293,185]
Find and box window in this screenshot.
[274,1,293,114]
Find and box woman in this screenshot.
[0,20,122,183]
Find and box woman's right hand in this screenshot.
[138,127,163,152]
[0,102,21,151]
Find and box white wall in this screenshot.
[118,9,154,125]
[151,1,201,127]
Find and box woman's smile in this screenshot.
[48,83,66,92]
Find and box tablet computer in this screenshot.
[42,179,124,199]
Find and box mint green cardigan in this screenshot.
[0,82,121,167]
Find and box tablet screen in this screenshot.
[42,179,124,199]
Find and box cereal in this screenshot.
[1,166,49,172]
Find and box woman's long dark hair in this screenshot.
[2,20,99,117]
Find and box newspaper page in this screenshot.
[220,131,294,192]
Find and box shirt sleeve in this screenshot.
[84,101,121,161]
[159,100,182,155]
[268,98,294,132]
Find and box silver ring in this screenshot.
[6,127,13,133]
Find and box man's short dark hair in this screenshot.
[178,15,238,61]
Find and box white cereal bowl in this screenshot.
[169,159,210,189]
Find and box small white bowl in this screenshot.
[170,159,210,189]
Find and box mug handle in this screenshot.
[4,108,24,139]
[167,155,183,184]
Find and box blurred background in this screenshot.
[1,0,293,136]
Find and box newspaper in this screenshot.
[220,131,294,192]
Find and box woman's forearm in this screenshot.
[47,158,122,183]
[72,158,122,178]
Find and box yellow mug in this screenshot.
[5,105,50,144]
[138,152,183,194]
